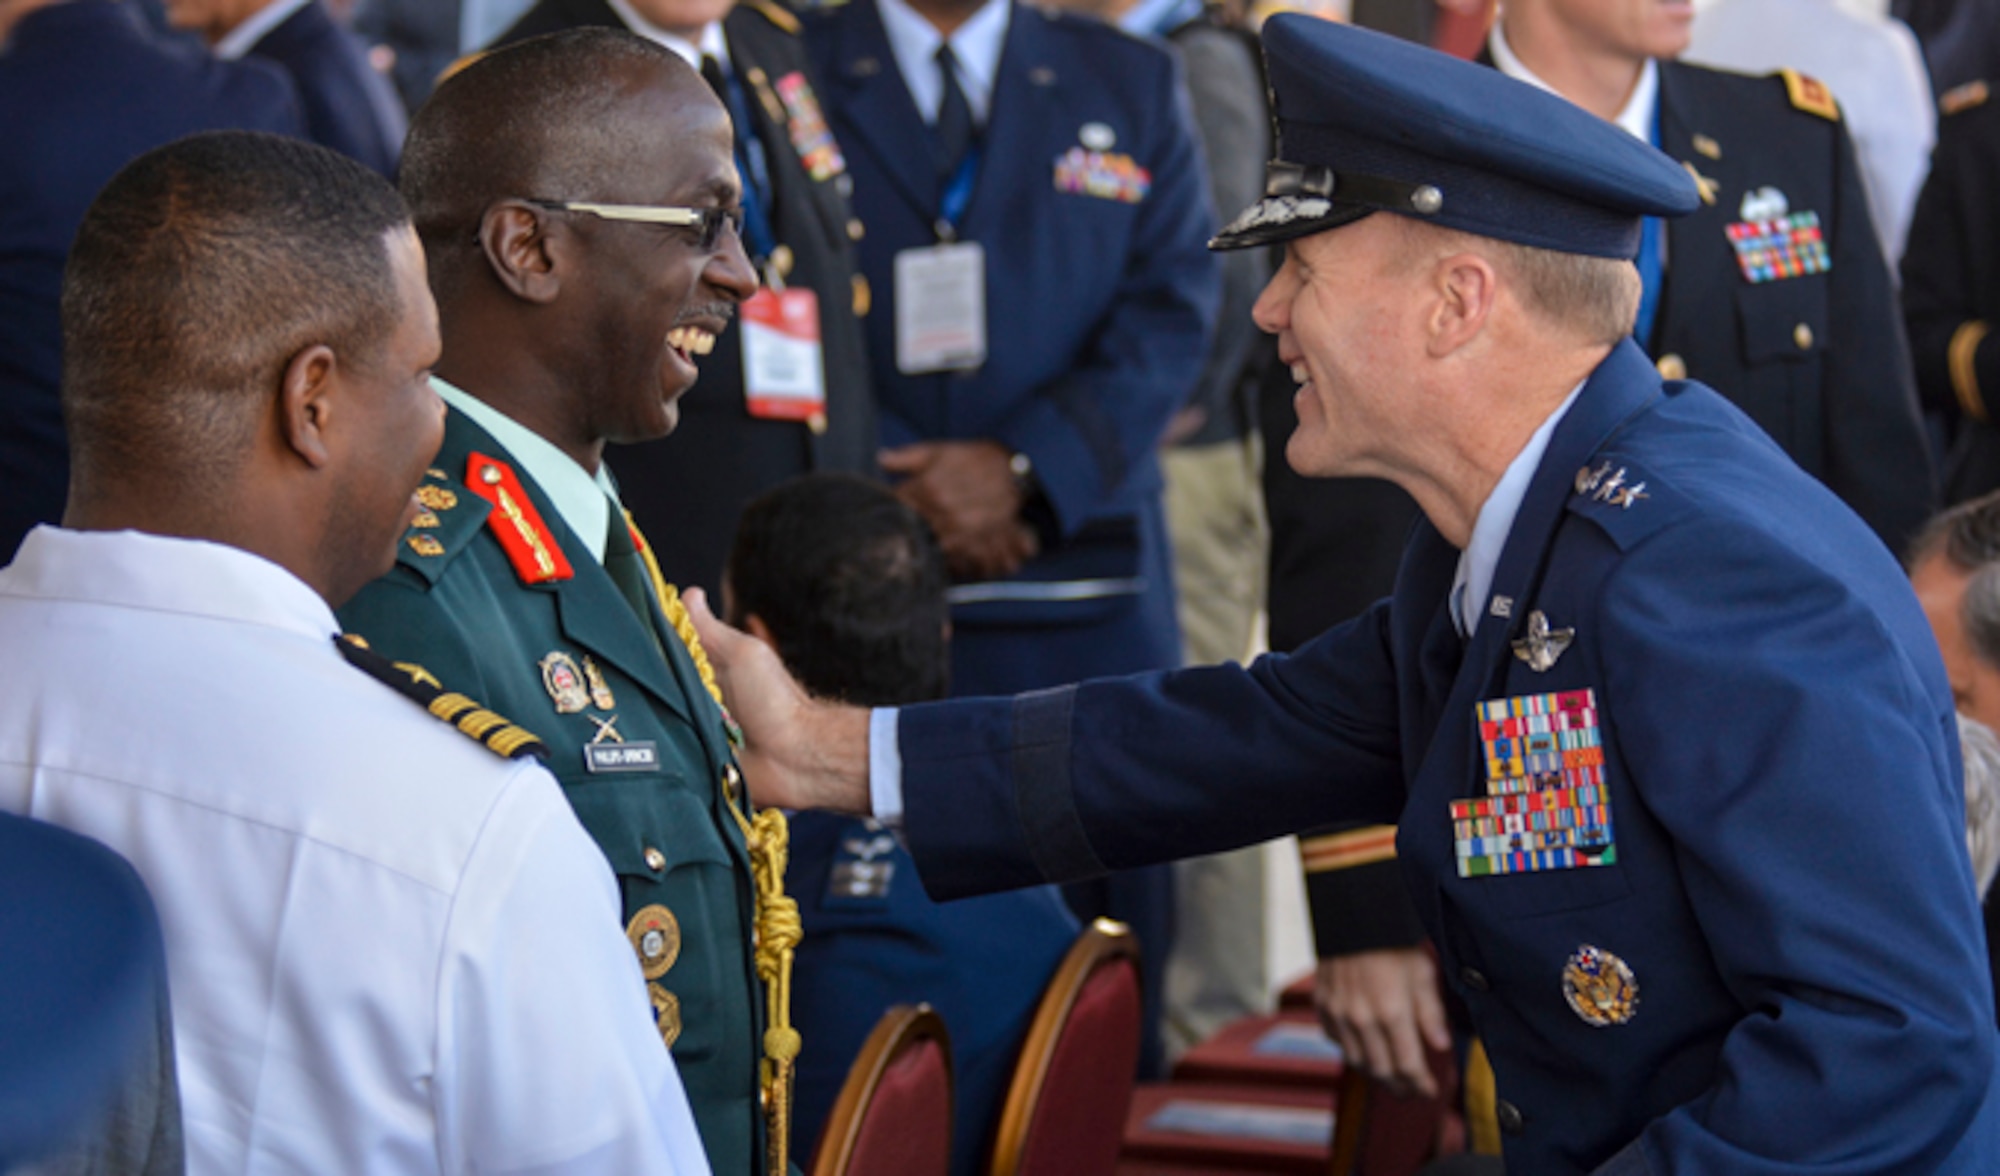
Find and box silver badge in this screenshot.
[1738,185,1789,222]
[1079,121,1115,150]
[1510,610,1574,673]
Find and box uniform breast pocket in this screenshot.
[1475,857,1635,921]
[562,776,748,1068]
[1734,275,1828,367]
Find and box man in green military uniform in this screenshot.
[335,30,799,1175]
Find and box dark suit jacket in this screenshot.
[493,0,878,598]
[806,0,1219,696]
[1902,87,2000,502]
[895,340,2000,1174]
[338,407,769,1175]
[249,0,406,178]
[0,0,303,563]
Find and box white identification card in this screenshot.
[894,241,986,374]
[741,287,827,427]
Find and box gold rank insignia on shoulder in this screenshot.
[1780,68,1840,120]
[411,510,441,529]
[334,635,549,760]
[1942,80,1990,116]
[417,484,458,512]
[407,534,445,557]
[1563,944,1639,1027]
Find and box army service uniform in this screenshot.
[338,400,773,1175]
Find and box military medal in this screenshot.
[582,656,615,710]
[1510,611,1574,672]
[1562,944,1639,1027]
[628,904,682,980]
[1452,689,1617,876]
[649,983,683,1048]
[539,651,590,714]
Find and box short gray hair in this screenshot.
[1908,490,2000,670]
[1962,714,2000,895]
[1403,219,1641,346]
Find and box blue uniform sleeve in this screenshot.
[990,52,1222,534]
[899,600,1407,900]
[1602,519,1995,1172]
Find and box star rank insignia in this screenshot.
[1575,462,1648,509]
[1511,610,1574,672]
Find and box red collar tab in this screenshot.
[463,452,575,584]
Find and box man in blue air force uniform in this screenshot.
[687,16,2000,1173]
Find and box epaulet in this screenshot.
[393,466,489,585]
[1942,80,1991,116]
[460,452,576,586]
[1564,456,1684,551]
[739,0,802,35]
[1778,68,1840,121]
[335,634,549,760]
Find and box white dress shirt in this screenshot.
[875,0,1010,125]
[601,0,729,69]
[1685,0,1934,262]
[1489,23,1660,145]
[0,528,708,1175]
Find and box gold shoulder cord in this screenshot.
[628,513,802,1175]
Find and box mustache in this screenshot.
[672,302,737,328]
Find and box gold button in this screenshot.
[847,218,865,241]
[643,846,666,872]
[1793,322,1814,350]
[769,244,794,280]
[1656,354,1687,381]
[480,465,502,485]
[852,273,871,318]
[723,764,743,802]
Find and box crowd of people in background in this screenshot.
[11,0,2000,1169]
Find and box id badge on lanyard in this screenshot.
[894,149,987,374]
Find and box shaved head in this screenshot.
[400,29,710,295]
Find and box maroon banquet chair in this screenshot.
[810,1004,954,1176]
[990,918,1145,1176]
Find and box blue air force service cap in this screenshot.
[1212,15,1701,258]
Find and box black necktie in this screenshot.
[933,43,974,181]
[602,508,662,652]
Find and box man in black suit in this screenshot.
[0,0,304,564]
[163,0,406,176]
[494,0,877,598]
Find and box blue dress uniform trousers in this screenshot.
[892,340,2000,1174]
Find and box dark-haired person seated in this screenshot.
[0,131,705,1173]
[725,473,1077,1176]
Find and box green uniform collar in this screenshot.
[432,377,622,562]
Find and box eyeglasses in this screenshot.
[526,199,746,251]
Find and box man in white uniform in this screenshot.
[0,131,709,1175]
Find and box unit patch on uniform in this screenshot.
[539,651,589,714]
[775,71,845,182]
[628,904,682,979]
[1053,147,1150,203]
[1452,690,1615,877]
[1726,211,1831,284]
[1562,944,1638,1027]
